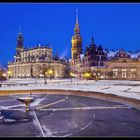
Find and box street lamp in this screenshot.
[94,72,101,81]
[7,70,11,80]
[48,69,53,80]
[94,73,97,81]
[100,75,104,80]
[81,74,84,80]
[70,72,74,83]
[0,71,7,87]
[44,71,47,85]
[83,72,91,80]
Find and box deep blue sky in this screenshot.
[1,3,140,65]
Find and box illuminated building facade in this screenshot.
[8,32,67,78]
[106,49,140,80]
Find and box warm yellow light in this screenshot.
[101,75,103,79]
[84,72,90,78]
[70,72,74,77]
[8,71,11,75]
[48,70,53,74]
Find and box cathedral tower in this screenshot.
[16,31,24,56]
[71,9,82,60]
[15,29,24,62]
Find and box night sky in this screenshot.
[1,3,140,65]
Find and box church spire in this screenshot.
[74,9,80,35]
[91,35,94,44]
[76,9,79,25]
[71,9,82,60]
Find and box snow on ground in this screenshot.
[1,78,140,101]
[30,95,49,107]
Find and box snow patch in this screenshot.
[42,125,52,137]
[30,95,49,107]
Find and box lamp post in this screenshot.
[48,69,53,80]
[84,72,91,80]
[44,71,47,85]
[70,72,74,83]
[7,70,11,80]
[0,71,6,87]
[94,73,97,81]
[94,72,101,81]
[81,74,84,80]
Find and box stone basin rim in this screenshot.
[0,89,140,111]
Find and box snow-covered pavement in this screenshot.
[1,78,140,101]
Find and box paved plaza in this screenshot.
[0,93,140,137]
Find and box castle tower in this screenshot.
[71,9,82,60]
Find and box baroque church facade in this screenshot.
[8,32,67,78]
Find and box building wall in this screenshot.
[8,61,66,78]
[15,47,52,63]
[106,59,140,80]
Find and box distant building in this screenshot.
[106,49,140,80]
[83,37,107,71]
[8,32,67,78]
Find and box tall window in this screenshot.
[113,72,118,78]
[131,69,136,79]
[122,72,127,78]
[113,69,118,78]
[131,73,136,79]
